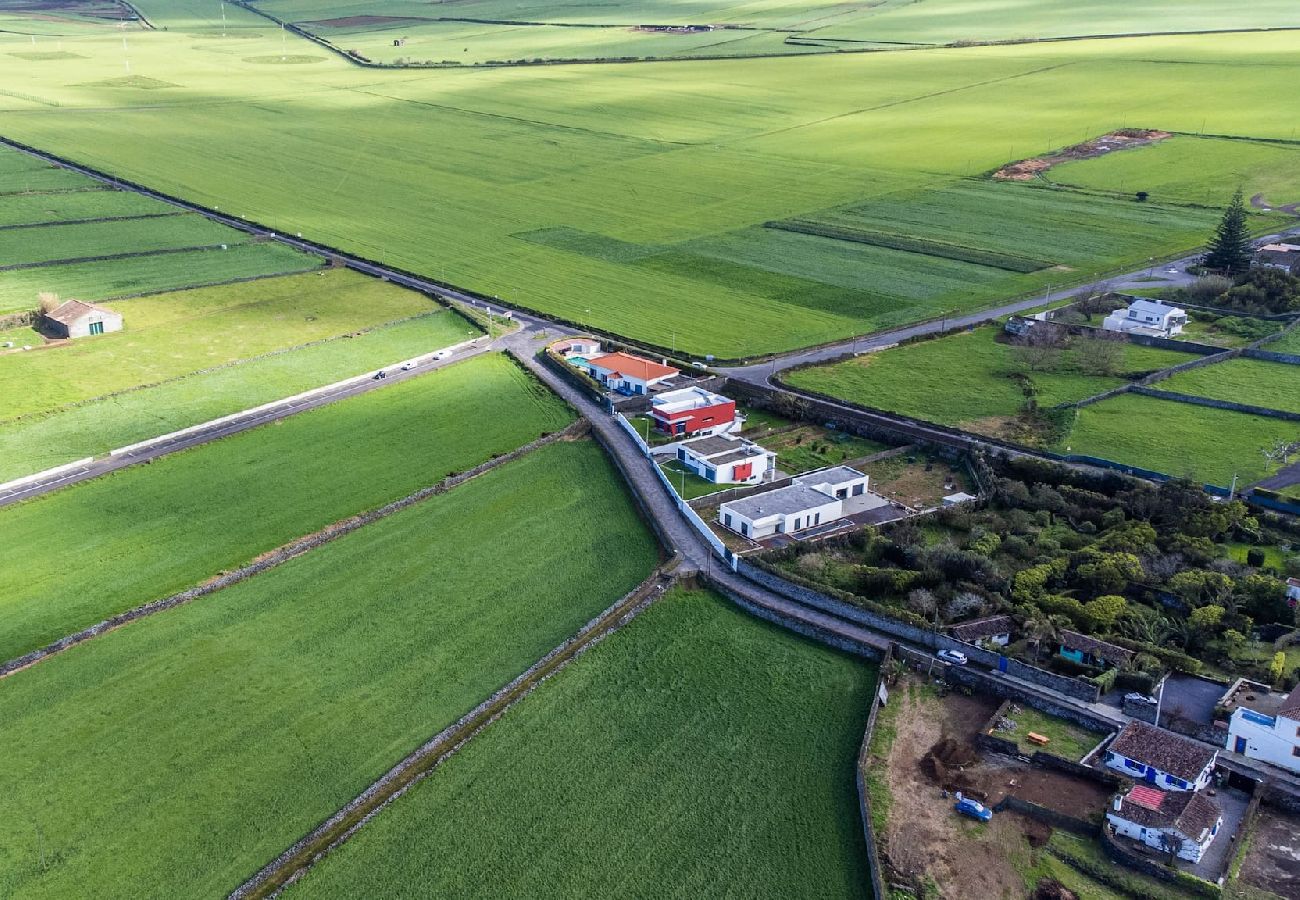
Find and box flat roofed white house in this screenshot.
[554,337,601,360]
[674,434,774,485]
[718,466,869,540]
[1102,299,1187,337]
[1107,785,1223,863]
[1226,689,1300,774]
[651,387,739,438]
[44,299,122,339]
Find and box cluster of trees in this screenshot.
[1176,267,1300,316]
[779,453,1300,686]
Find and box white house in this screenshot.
[718,466,870,540]
[949,615,1014,648]
[1226,690,1300,774]
[1104,720,1218,791]
[674,434,775,485]
[582,351,679,395]
[1107,784,1223,863]
[1102,299,1187,337]
[553,337,601,360]
[44,299,122,339]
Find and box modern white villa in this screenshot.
[1102,298,1187,337]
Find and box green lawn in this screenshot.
[1269,329,1300,355]
[786,326,1190,437]
[661,459,727,499]
[1059,393,1300,486]
[287,588,874,899]
[5,20,1299,355]
[0,269,442,422]
[0,352,573,662]
[0,440,658,899]
[0,189,172,226]
[0,309,477,481]
[1002,705,1100,761]
[0,212,242,267]
[1158,358,1300,415]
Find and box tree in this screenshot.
[1158,831,1185,864]
[1075,551,1144,594]
[1263,439,1300,468]
[1202,188,1253,275]
[1076,333,1125,377]
[1269,651,1286,686]
[1189,604,1225,635]
[37,291,60,315]
[1011,324,1067,373]
[1024,614,1060,661]
[1223,629,1247,659]
[1082,594,1127,631]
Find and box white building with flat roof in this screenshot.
[1103,299,1187,337]
[718,466,870,540]
[1226,690,1300,774]
[674,434,774,485]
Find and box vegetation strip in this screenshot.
[0,210,183,232]
[0,241,232,271]
[0,421,587,681]
[765,219,1052,272]
[236,566,681,900]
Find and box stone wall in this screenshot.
[856,647,893,900]
[1099,825,1222,898]
[993,795,1099,837]
[1158,711,1230,747]
[1244,348,1300,366]
[1133,386,1300,422]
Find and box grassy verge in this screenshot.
[285,587,875,899]
[0,352,572,662]
[0,440,658,898]
[661,459,727,500]
[1000,705,1099,761]
[0,310,477,481]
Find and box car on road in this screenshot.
[372,370,387,380]
[937,649,968,666]
[1165,267,1179,274]
[434,349,452,360]
[399,362,415,372]
[954,797,992,822]
[1125,692,1157,706]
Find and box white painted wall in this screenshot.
[1227,709,1300,774]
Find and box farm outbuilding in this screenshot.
[43,299,122,339]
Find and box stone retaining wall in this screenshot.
[856,647,893,900]
[1244,348,1300,366]
[994,795,1098,836]
[1133,386,1300,422]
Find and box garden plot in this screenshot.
[287,588,874,899]
[0,352,572,662]
[0,440,657,899]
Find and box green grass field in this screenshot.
[785,326,1190,436]
[3,15,1297,355]
[1270,329,1300,354]
[1048,135,1300,209]
[287,587,874,899]
[1059,393,1300,486]
[0,308,477,481]
[1158,358,1300,415]
[0,439,658,899]
[0,211,237,267]
[0,189,170,226]
[0,352,572,662]
[0,269,444,422]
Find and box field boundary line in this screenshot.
[0,421,587,681]
[0,211,184,232]
[232,564,684,900]
[0,241,236,272]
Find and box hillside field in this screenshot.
[1,13,1297,354]
[288,588,874,899]
[0,440,658,898]
[1158,358,1300,415]
[0,353,572,662]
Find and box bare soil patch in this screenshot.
[994,129,1171,181]
[1237,805,1300,898]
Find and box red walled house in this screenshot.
[650,387,739,437]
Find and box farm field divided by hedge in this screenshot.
[0,352,573,662]
[288,587,874,899]
[0,440,658,898]
[3,12,1298,355]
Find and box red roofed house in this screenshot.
[1106,784,1222,863]
[650,387,738,438]
[582,351,679,396]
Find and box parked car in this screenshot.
[372,370,387,380]
[937,649,968,666]
[399,362,415,371]
[1125,692,1157,706]
[954,797,992,822]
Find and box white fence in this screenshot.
[614,413,732,563]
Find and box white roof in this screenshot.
[651,386,731,414]
[721,483,841,522]
[793,466,867,487]
[1127,298,1184,317]
[943,492,977,503]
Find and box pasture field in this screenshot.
[0,242,321,312]
[1271,329,1300,354]
[1059,393,1299,486]
[1157,358,1300,415]
[287,587,873,899]
[1048,135,1300,208]
[0,189,175,226]
[0,269,445,421]
[0,309,476,481]
[0,439,658,899]
[3,20,1299,355]
[0,352,573,662]
[0,212,246,268]
[784,326,1190,438]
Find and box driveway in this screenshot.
[1187,786,1251,880]
[1161,674,1229,726]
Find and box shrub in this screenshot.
[1246,547,1266,568]
[1115,671,1156,694]
[1088,667,1120,693]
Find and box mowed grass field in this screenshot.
[3,15,1298,355]
[0,352,572,662]
[0,269,445,422]
[287,588,874,899]
[0,439,658,899]
[785,326,1190,435]
[1158,358,1300,415]
[0,308,477,481]
[1059,393,1300,486]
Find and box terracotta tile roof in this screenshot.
[1279,690,1300,718]
[1114,786,1221,841]
[950,615,1014,644]
[1110,720,1216,783]
[587,352,678,382]
[1060,629,1134,667]
[45,299,115,326]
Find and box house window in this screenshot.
[724,513,732,528]
[793,518,802,530]
[741,522,749,537]
[1292,746,1300,758]
[852,483,864,496]
[1124,758,1144,772]
[89,320,105,336]
[678,448,687,462]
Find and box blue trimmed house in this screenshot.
[1104,720,1217,792]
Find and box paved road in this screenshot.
[0,336,496,509]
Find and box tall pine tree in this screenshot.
[1202,188,1252,275]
